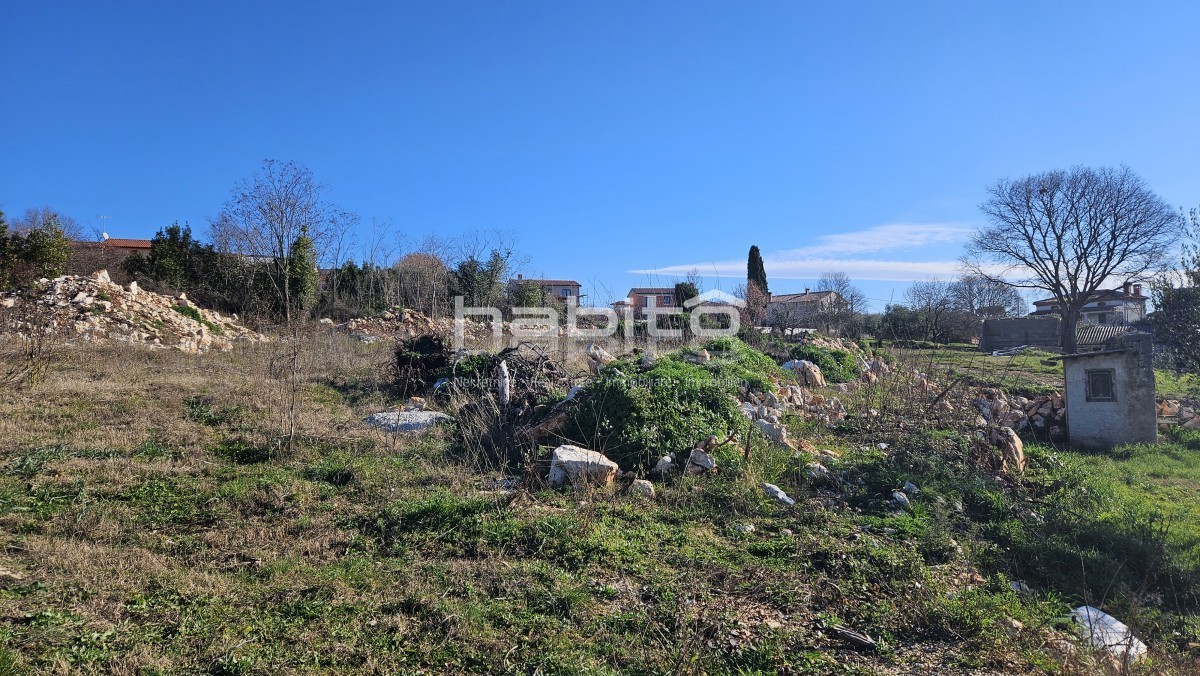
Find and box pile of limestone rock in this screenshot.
[972,389,1068,439]
[738,382,847,445]
[332,309,492,344]
[1158,400,1200,430]
[0,270,267,353]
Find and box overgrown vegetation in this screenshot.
[171,303,223,335]
[564,355,741,470]
[790,343,860,383]
[1,334,1199,672]
[0,208,71,290]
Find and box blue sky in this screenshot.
[3,1,1198,309]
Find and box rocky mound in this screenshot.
[973,389,1068,439]
[331,309,493,344]
[0,270,268,353]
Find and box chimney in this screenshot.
[1133,283,1142,296]
[517,273,523,280]
[804,288,810,295]
[1123,281,1132,295]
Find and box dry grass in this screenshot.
[0,332,1192,673]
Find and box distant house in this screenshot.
[1030,282,1147,326]
[73,236,153,257]
[101,237,153,256]
[765,288,841,328]
[507,275,583,302]
[67,236,153,283]
[612,287,679,319]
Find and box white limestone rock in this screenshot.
[547,445,619,489]
[365,411,453,433]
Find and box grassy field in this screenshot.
[882,343,1064,397]
[0,335,1198,673]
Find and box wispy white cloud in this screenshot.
[630,222,981,282]
[773,222,972,259]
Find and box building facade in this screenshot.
[765,289,841,329]
[507,275,583,302]
[1030,282,1147,326]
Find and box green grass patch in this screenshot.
[183,396,243,427]
[172,304,224,334]
[1156,369,1200,400]
[789,343,860,383]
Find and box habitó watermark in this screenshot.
[453,289,745,350]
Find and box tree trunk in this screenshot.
[1061,307,1081,354]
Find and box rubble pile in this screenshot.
[801,335,861,353]
[972,389,1067,439]
[1158,400,1200,430]
[0,270,267,353]
[334,309,493,344]
[736,374,848,443]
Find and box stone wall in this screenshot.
[979,317,1062,353]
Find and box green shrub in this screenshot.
[213,438,271,464]
[789,344,859,383]
[183,396,242,427]
[172,303,202,322]
[563,355,743,470]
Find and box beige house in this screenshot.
[766,289,841,328]
[1030,282,1147,326]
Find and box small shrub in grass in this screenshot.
[304,456,358,487]
[789,344,859,383]
[563,356,742,470]
[183,396,243,427]
[213,438,271,464]
[392,334,451,396]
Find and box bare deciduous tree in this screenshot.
[905,279,955,342]
[949,273,1025,318]
[735,281,767,329]
[12,206,83,240]
[964,166,1178,353]
[211,160,358,323]
[397,246,451,318]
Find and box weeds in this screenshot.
[0,295,60,389]
[2,334,1200,672]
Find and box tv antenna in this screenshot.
[96,215,111,240]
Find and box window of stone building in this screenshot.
[1086,368,1116,402]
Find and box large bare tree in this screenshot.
[964,166,1178,353]
[211,160,358,322]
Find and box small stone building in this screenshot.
[1061,333,1156,450]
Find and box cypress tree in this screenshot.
[747,245,768,296]
[287,228,319,318]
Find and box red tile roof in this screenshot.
[106,239,151,248]
[73,238,153,250]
